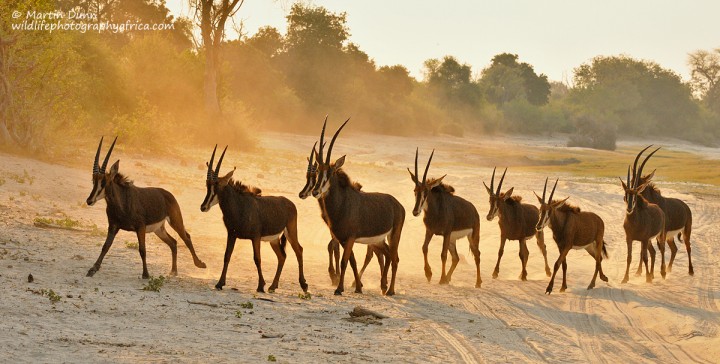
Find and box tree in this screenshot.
[480,53,550,106]
[423,56,481,107]
[190,0,245,116]
[688,48,720,113]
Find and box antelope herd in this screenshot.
[83,117,696,296]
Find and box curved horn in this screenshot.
[626,165,631,187]
[326,117,350,164]
[318,115,328,164]
[207,144,217,180]
[93,137,104,174]
[549,178,559,202]
[415,147,420,183]
[631,145,652,185]
[422,149,434,184]
[541,177,548,203]
[490,167,496,194]
[100,136,117,173]
[635,147,660,187]
[496,167,507,195]
[214,145,228,179]
[308,141,318,168]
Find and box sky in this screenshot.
[166,0,720,83]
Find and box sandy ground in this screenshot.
[1,132,718,363]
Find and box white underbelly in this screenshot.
[145,220,166,234]
[355,230,391,245]
[666,228,682,237]
[573,243,592,250]
[448,229,473,241]
[261,231,284,242]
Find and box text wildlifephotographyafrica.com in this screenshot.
[1,0,719,362]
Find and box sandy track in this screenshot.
[1,132,718,362]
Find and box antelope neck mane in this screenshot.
[335,169,362,191]
[554,200,580,213]
[428,177,455,194]
[503,194,522,204]
[112,173,133,187]
[228,179,262,196]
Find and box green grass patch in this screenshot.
[143,276,165,292]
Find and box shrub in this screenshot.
[567,116,617,151]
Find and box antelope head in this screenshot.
[483,167,511,221]
[534,178,569,231]
[408,148,445,217]
[620,145,660,214]
[201,145,235,212]
[86,136,119,206]
[298,141,320,199]
[311,116,349,199]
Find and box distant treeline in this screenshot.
[2,0,719,152]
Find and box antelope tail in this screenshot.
[602,241,609,259]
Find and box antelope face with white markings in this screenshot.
[311,117,349,199]
[534,178,569,231]
[86,136,118,206]
[299,142,320,199]
[201,145,235,212]
[483,167,508,221]
[408,148,445,217]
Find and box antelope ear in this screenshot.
[619,178,628,190]
[333,155,346,170]
[407,168,418,184]
[219,168,235,186]
[108,160,120,178]
[533,191,543,204]
[503,187,514,200]
[430,175,446,188]
[552,197,570,207]
[637,181,650,193]
[482,181,492,195]
[643,169,656,182]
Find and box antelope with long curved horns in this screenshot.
[619,146,666,283]
[298,140,385,287]
[202,146,308,293]
[408,148,482,287]
[311,117,405,296]
[85,137,206,278]
[484,167,551,281]
[632,150,694,277]
[535,178,608,294]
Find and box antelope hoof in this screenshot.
[560,286,567,292]
[600,274,609,282]
[689,267,694,276]
[214,283,224,290]
[385,289,395,296]
[331,275,340,286]
[86,267,97,277]
[334,288,343,296]
[621,276,629,284]
[194,260,207,269]
[666,265,673,273]
[645,274,653,283]
[545,286,553,295]
[300,282,309,292]
[661,271,666,279]
[492,270,499,279]
[169,270,178,277]
[545,267,552,277]
[520,273,528,281]
[475,281,482,288]
[268,284,278,292]
[424,267,432,282]
[587,283,595,290]
[142,272,150,279]
[439,277,449,285]
[354,286,362,294]
[256,286,265,293]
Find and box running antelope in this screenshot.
[484,167,551,281]
[632,148,694,277]
[408,148,481,287]
[311,118,405,296]
[620,147,666,283]
[201,146,308,293]
[298,141,385,287]
[535,178,608,294]
[85,137,206,278]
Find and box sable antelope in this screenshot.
[620,147,666,283]
[298,141,385,286]
[535,178,608,294]
[311,118,405,296]
[408,148,481,287]
[484,168,551,281]
[201,146,308,293]
[631,148,694,277]
[85,137,206,278]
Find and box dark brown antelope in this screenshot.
[201,146,308,293]
[484,168,551,281]
[85,137,206,278]
[408,148,481,287]
[535,178,608,294]
[620,147,666,283]
[632,150,694,277]
[297,141,384,287]
[311,118,405,296]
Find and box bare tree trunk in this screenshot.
[200,0,221,116]
[0,34,17,146]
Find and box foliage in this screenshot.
[143,275,165,292]
[240,301,253,309]
[39,288,61,303]
[298,292,312,300]
[480,53,551,106]
[567,115,617,151]
[267,355,277,362]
